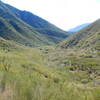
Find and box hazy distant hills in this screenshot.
[0,1,68,47]
[59,19,100,51]
[68,23,90,33]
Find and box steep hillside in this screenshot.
[59,19,100,51]
[0,16,50,47]
[0,1,68,46]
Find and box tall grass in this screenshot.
[0,47,100,100]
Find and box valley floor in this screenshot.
[0,45,100,100]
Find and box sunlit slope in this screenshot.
[59,19,100,51]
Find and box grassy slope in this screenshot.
[0,40,100,100]
[0,17,56,47]
[0,3,54,46]
[4,3,68,42]
[0,1,68,47]
[59,19,100,51]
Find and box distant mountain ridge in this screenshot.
[68,23,90,33]
[0,1,68,47]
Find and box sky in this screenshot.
[2,0,100,30]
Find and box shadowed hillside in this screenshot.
[0,1,68,47]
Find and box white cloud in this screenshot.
[2,0,100,30]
